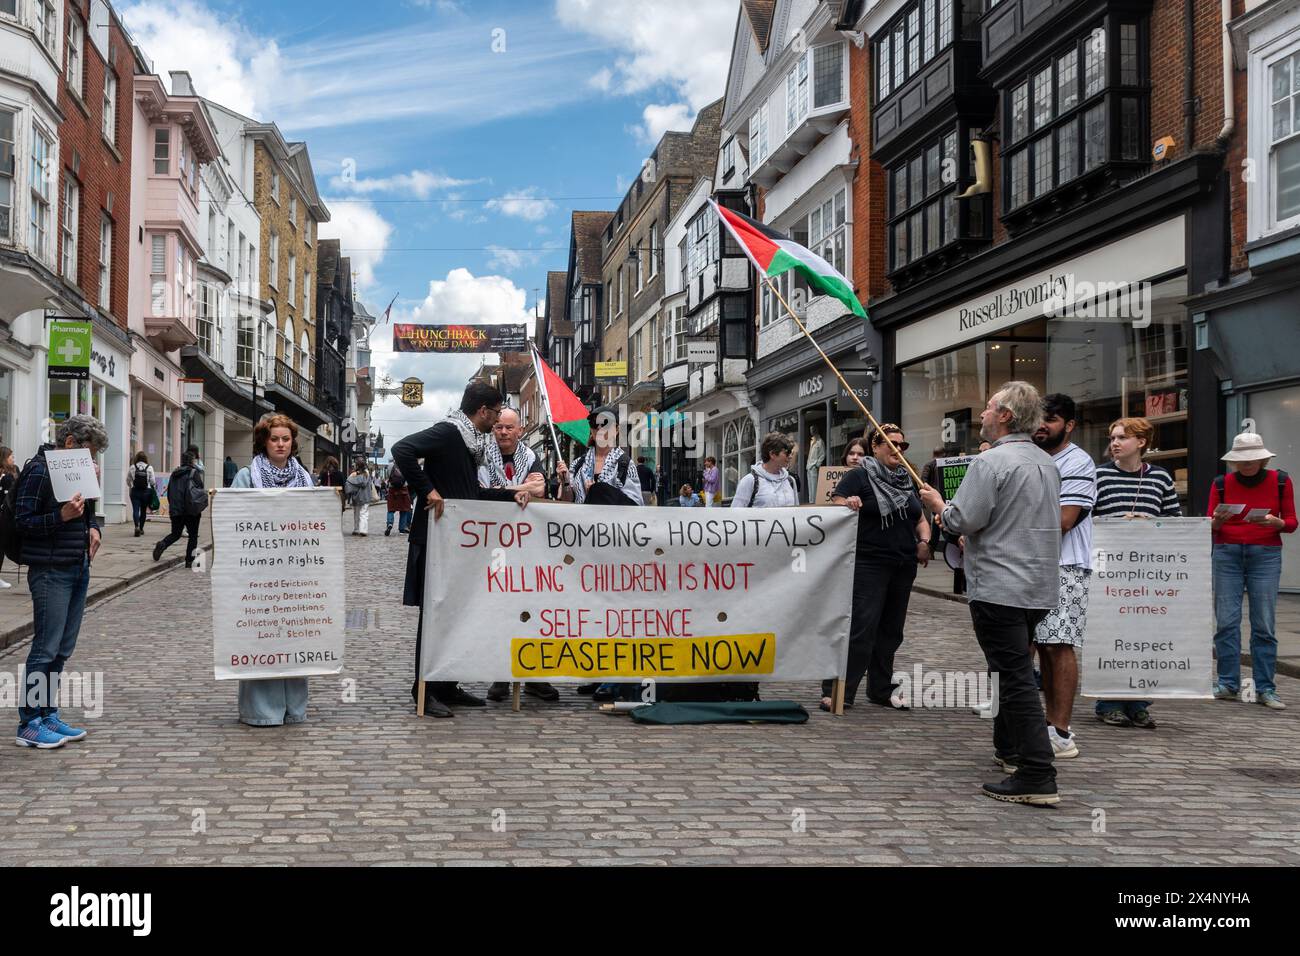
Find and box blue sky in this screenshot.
[117,0,740,450]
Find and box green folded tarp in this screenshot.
[629,700,809,725]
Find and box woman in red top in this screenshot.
[1207,431,1296,710]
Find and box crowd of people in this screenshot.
[7,379,1295,812]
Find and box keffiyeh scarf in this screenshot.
[862,455,915,529]
[250,453,313,489]
[482,439,537,489]
[447,408,487,464]
[579,445,627,488]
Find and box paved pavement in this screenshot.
[1,526,1297,866]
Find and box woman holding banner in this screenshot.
[1093,417,1182,729]
[820,424,931,713]
[230,414,317,727]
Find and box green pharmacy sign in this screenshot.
[48,319,93,381]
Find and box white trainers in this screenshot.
[1048,726,1079,758]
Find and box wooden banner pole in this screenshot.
[511,682,521,713]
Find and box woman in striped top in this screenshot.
[1093,417,1182,729]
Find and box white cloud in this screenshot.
[317,199,394,291]
[637,102,694,144]
[485,188,557,222]
[555,0,735,137]
[588,66,614,91]
[329,169,481,198]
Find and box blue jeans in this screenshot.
[386,509,411,532]
[1213,544,1283,695]
[130,487,152,528]
[20,558,91,723]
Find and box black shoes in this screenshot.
[981,775,1059,806]
[152,541,165,562]
[385,527,392,536]
[486,682,510,702]
[524,682,560,701]
[576,683,598,695]
[434,686,486,708]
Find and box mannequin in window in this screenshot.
[806,426,825,504]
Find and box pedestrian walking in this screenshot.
[223,455,238,488]
[13,415,108,749]
[1031,393,1096,760]
[229,414,316,727]
[345,459,377,536]
[731,432,799,509]
[919,381,1063,806]
[702,456,721,506]
[127,451,155,537]
[385,466,413,536]
[0,446,16,588]
[187,444,205,479]
[390,383,531,718]
[152,452,207,567]
[820,425,931,713]
[1093,417,1181,728]
[1209,430,1296,710]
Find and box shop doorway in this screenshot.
[1248,385,1300,592]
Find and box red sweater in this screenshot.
[1207,470,1297,546]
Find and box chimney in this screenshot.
[169,71,195,96]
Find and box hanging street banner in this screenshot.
[392,323,528,353]
[1082,517,1214,699]
[420,500,856,683]
[211,488,346,680]
[47,319,93,380]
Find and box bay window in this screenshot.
[29,126,52,263]
[874,0,958,103]
[889,128,988,273]
[0,108,13,240]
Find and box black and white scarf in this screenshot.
[250,453,313,489]
[579,445,627,488]
[447,408,487,464]
[482,440,537,489]
[862,455,914,528]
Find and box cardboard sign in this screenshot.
[813,465,852,505]
[1082,518,1214,699]
[420,500,856,683]
[211,488,346,680]
[43,449,102,502]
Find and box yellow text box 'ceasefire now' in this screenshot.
[511,634,776,679]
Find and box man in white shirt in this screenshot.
[1031,394,1096,759]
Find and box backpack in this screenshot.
[1214,470,1288,514]
[0,462,29,565]
[747,472,797,507]
[186,468,208,514]
[131,462,150,492]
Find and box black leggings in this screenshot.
[159,514,202,565]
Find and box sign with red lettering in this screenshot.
[210,488,346,680]
[391,323,528,353]
[419,500,857,683]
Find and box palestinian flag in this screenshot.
[530,345,590,446]
[710,199,866,319]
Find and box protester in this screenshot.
[1209,431,1296,710]
[1093,417,1182,728]
[702,456,721,506]
[731,432,799,508]
[14,415,108,749]
[317,456,346,512]
[229,414,317,726]
[558,407,643,506]
[636,457,657,507]
[919,382,1062,805]
[153,452,207,567]
[820,424,930,712]
[677,484,700,507]
[0,446,16,588]
[391,383,531,718]
[345,459,377,536]
[842,438,867,469]
[477,407,555,704]
[1030,394,1096,759]
[385,466,413,536]
[223,455,238,488]
[127,451,155,537]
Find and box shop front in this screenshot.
[889,216,1195,506]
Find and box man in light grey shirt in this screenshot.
[919,381,1062,806]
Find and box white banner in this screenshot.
[1082,517,1214,699]
[211,488,346,680]
[420,500,856,683]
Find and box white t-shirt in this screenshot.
[1053,442,1096,569]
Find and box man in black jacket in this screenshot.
[391,383,529,717]
[14,415,108,749]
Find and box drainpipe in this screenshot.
[1216,0,1236,148]
[1184,0,1196,150]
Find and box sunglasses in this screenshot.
[873,439,910,451]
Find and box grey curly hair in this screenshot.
[55,415,110,453]
[991,381,1044,436]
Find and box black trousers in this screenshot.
[160,514,201,565]
[822,559,916,705]
[969,600,1055,784]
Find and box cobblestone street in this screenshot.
[2,531,1298,867]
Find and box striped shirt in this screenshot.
[1095,461,1181,518]
[1053,442,1097,569]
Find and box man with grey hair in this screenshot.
[919,382,1063,805]
[14,414,109,749]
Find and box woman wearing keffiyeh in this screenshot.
[230,414,317,727]
[556,407,642,506]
